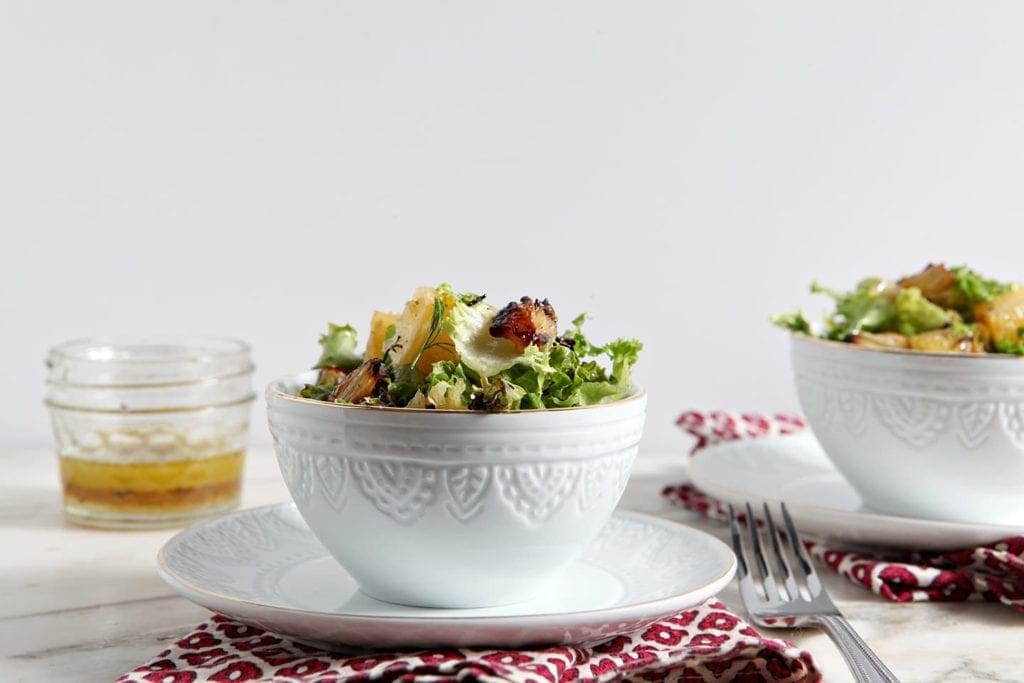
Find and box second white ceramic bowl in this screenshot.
[791,335,1024,526]
[267,373,646,608]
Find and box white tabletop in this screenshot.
[2,446,1020,682]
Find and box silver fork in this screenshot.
[729,502,900,683]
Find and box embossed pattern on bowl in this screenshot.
[266,373,647,608]
[791,335,1024,526]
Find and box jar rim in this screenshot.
[47,336,251,365]
[46,336,253,387]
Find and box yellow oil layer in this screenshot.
[60,451,244,513]
[60,451,244,491]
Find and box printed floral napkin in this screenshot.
[118,602,819,682]
[665,410,1024,614]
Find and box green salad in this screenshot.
[773,263,1024,355]
[300,284,643,410]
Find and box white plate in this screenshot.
[688,432,1024,551]
[158,504,736,649]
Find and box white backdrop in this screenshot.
[3,2,1024,453]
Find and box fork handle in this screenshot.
[815,615,900,682]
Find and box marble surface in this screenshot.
[3,446,1022,682]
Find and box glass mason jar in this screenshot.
[45,337,255,529]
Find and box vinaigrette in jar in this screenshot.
[46,337,254,528]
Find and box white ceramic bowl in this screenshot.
[791,335,1024,526]
[266,373,646,608]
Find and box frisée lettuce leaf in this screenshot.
[313,323,363,371]
[773,263,1022,355]
[301,285,642,411]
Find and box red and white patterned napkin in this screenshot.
[664,410,1024,614]
[119,603,819,683]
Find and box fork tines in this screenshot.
[729,502,833,620]
[729,503,901,681]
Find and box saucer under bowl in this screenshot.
[157,504,736,649]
